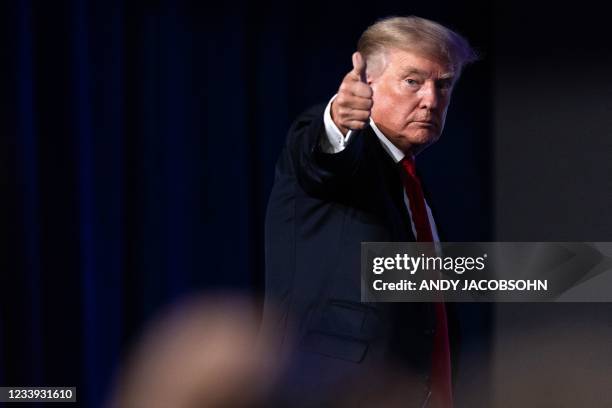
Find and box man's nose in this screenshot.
[418,82,439,110]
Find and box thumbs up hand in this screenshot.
[330,52,374,136]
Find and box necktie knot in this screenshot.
[400,155,417,178]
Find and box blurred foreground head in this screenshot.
[107,293,283,408]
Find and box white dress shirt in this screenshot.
[321,95,441,242]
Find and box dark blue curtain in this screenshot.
[1,1,492,407]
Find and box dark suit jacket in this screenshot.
[264,104,444,406]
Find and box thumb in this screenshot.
[351,51,367,83]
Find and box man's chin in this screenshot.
[405,132,439,147]
[396,132,439,155]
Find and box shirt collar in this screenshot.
[369,119,406,163]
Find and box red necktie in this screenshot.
[400,156,453,408]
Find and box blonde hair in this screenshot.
[357,16,478,75]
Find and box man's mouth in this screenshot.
[412,120,437,128]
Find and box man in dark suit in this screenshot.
[264,16,477,407]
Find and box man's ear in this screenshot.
[366,68,380,86]
[365,64,378,85]
[365,53,386,85]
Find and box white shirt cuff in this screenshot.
[321,95,352,153]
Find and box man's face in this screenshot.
[369,48,455,155]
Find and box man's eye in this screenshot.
[405,79,419,86]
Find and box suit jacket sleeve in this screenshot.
[286,104,368,197]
